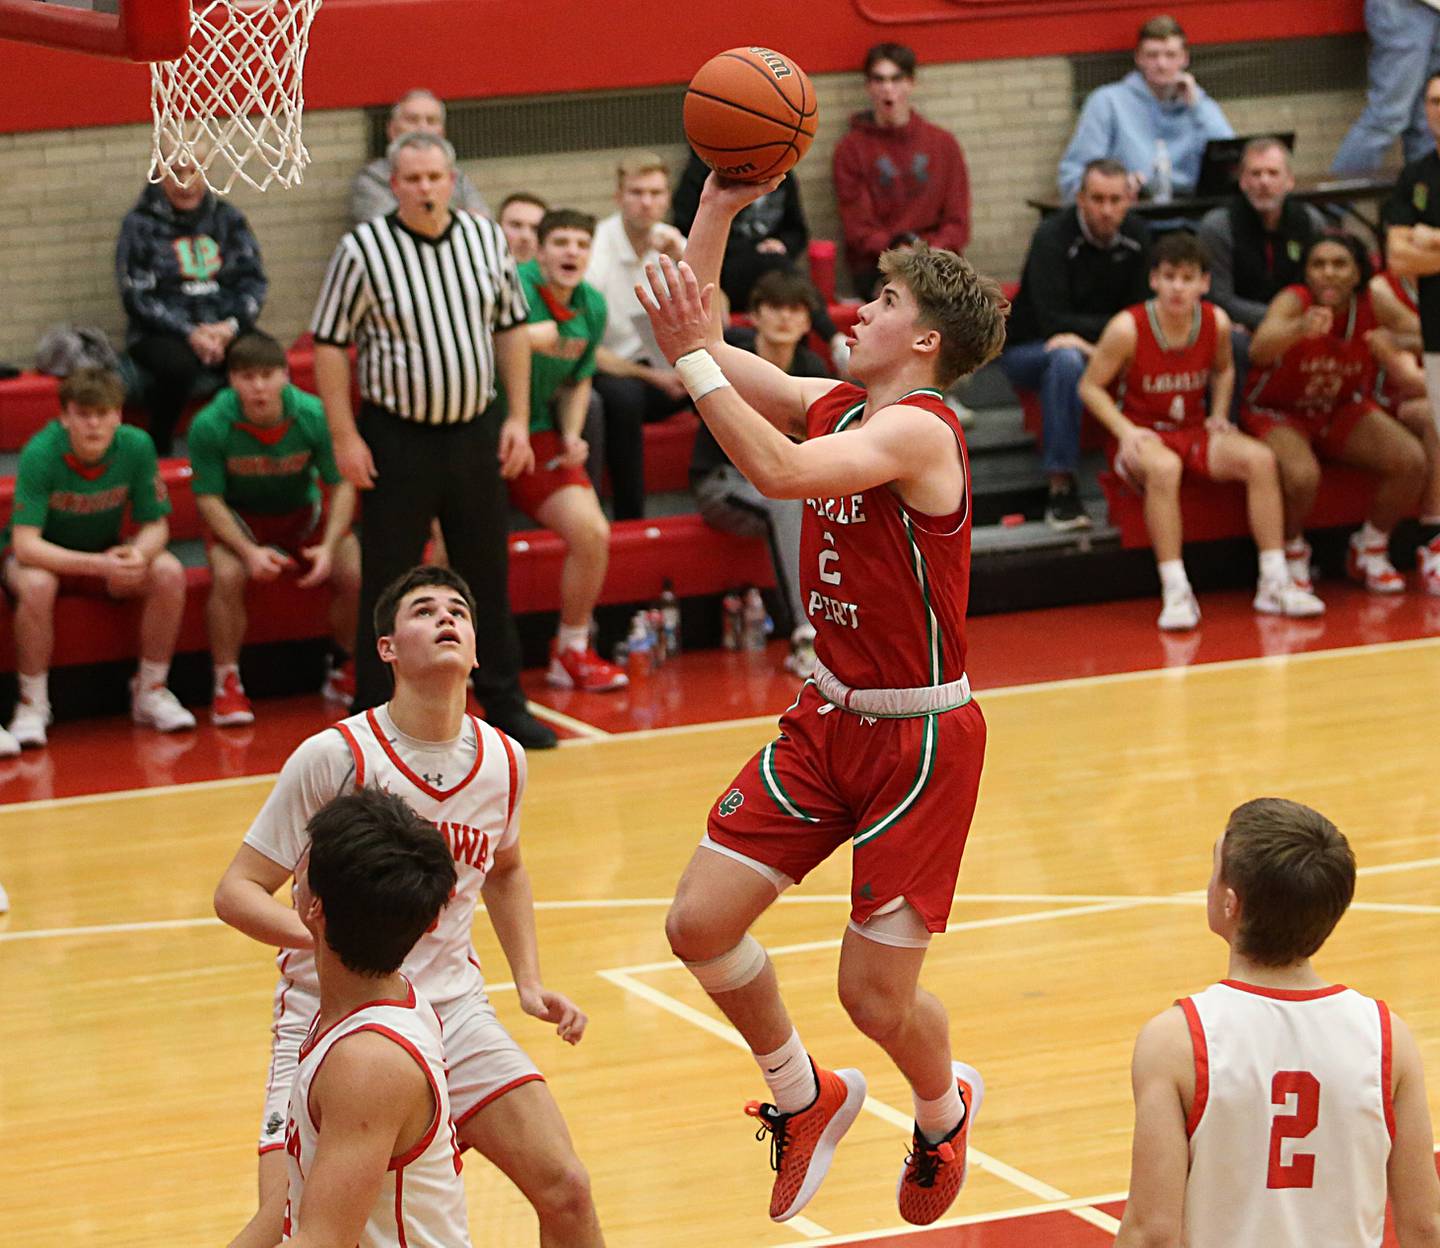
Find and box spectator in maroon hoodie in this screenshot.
[832,43,971,298]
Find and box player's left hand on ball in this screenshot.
[518,985,588,1044]
[635,256,712,365]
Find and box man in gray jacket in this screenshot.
[348,88,489,223]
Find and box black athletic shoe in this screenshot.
[1044,482,1091,531]
[487,705,558,750]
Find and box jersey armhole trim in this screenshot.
[1378,999,1396,1142]
[497,726,520,831]
[332,721,365,788]
[1178,996,1208,1138]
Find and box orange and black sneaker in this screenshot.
[896,1062,984,1226]
[744,1062,867,1222]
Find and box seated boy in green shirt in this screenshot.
[510,209,628,693]
[188,332,359,726]
[2,367,193,753]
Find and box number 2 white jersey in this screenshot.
[1180,980,1395,1248]
[283,979,471,1247]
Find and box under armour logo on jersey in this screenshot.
[422,771,444,787]
[264,1111,284,1138]
[858,882,874,900]
[718,788,745,816]
[861,715,878,727]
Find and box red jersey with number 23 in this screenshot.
[1246,285,1378,416]
[1179,980,1394,1248]
[1120,300,1219,430]
[799,383,971,690]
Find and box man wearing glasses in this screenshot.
[832,43,972,298]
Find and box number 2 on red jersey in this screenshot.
[1267,1070,1320,1188]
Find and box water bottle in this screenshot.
[741,587,770,652]
[659,578,681,656]
[721,591,743,650]
[1151,139,1173,204]
[646,608,667,666]
[627,615,653,678]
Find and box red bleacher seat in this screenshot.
[1099,466,1384,550]
[0,371,60,451]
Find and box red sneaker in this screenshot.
[745,1063,867,1222]
[896,1062,984,1226]
[211,672,255,727]
[1347,533,1405,594]
[546,641,629,692]
[322,658,355,703]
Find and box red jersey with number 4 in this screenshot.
[1179,980,1394,1248]
[799,383,971,690]
[1119,299,1219,430]
[1246,285,1378,416]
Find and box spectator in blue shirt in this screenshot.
[1058,15,1234,202]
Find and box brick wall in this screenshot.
[0,55,1371,364]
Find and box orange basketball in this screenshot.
[684,47,819,182]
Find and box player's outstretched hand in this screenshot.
[699,170,785,216]
[636,255,712,366]
[518,984,588,1045]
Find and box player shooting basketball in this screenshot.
[636,172,1007,1226]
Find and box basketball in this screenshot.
[684,47,818,182]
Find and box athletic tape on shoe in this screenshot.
[675,349,732,403]
[684,933,767,993]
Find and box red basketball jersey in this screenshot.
[1119,300,1219,431]
[799,384,971,690]
[1246,285,1378,416]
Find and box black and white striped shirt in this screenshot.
[309,211,529,425]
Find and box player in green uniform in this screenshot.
[2,368,193,750]
[510,210,628,693]
[187,332,360,726]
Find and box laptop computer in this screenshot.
[1194,133,1296,198]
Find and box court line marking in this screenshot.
[4,632,1438,814]
[523,699,611,739]
[786,1191,1131,1246]
[597,966,1121,1236]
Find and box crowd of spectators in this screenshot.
[9,10,1440,754]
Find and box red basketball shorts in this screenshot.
[1241,400,1372,460]
[1112,425,1214,488]
[706,682,986,933]
[507,430,591,518]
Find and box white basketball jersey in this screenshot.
[278,708,520,1008]
[1181,980,1394,1248]
[283,979,471,1247]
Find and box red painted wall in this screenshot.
[0,0,1361,135]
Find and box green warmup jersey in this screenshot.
[515,259,607,434]
[187,384,341,515]
[3,421,170,553]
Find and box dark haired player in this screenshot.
[1116,798,1440,1248]
[215,565,604,1246]
[229,787,465,1247]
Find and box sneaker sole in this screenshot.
[773,1067,868,1222]
[211,710,256,727]
[895,1061,986,1218]
[131,711,196,732]
[1045,516,1092,532]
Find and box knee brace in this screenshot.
[683,933,768,994]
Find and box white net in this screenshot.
[149,0,321,194]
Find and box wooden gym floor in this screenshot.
[1,589,1438,1246]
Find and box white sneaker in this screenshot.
[1347,532,1406,594]
[8,698,50,748]
[0,724,19,758]
[1158,590,1200,631]
[1419,538,1440,597]
[1284,538,1315,592]
[785,626,817,679]
[1254,579,1325,618]
[130,679,197,733]
[0,879,9,912]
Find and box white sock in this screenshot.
[1258,548,1288,587]
[137,659,170,691]
[556,623,590,654]
[214,663,240,693]
[1285,535,1308,556]
[1357,521,1388,549]
[755,1028,817,1114]
[17,671,49,709]
[1157,560,1190,598]
[914,1078,965,1144]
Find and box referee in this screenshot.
[311,131,555,747]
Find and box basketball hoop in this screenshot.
[150,0,321,193]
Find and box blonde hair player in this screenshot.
[216,565,604,1246]
[638,172,1007,1227]
[1115,798,1440,1248]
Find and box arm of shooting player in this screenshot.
[281,1032,431,1248]
[637,255,948,499]
[482,841,587,1044]
[1114,1007,1192,1248]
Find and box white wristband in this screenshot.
[674,348,731,402]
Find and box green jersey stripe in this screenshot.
[853,713,938,847]
[901,510,943,685]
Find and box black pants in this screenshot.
[591,371,690,520]
[351,402,524,715]
[126,333,223,455]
